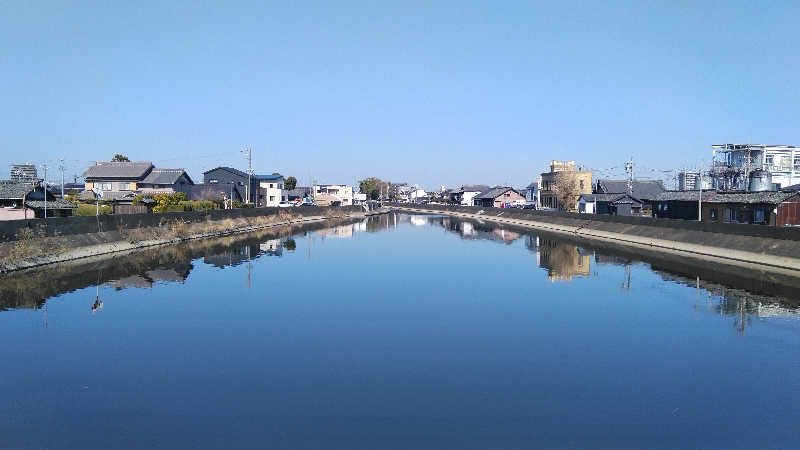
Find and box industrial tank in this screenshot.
[748,169,773,192]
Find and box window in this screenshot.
[794,156,800,171]
[766,155,774,166]
[279,184,283,189]
[710,208,717,220]
[209,179,218,184]
[269,184,274,188]
[98,182,112,191]
[755,208,766,224]
[580,180,584,189]
[269,196,275,201]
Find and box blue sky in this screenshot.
[1,1,798,190]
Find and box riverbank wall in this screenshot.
[0,206,386,273]
[391,203,800,273]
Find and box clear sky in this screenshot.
[1,1,798,190]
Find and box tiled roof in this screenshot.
[141,168,192,185]
[654,190,716,202]
[654,190,797,204]
[579,193,625,202]
[704,191,796,204]
[596,179,665,199]
[203,166,249,178]
[460,184,489,193]
[26,199,77,209]
[0,180,36,199]
[83,162,154,179]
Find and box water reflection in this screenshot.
[3,212,800,328]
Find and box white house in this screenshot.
[255,174,287,207]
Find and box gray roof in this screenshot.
[704,191,797,204]
[460,184,489,193]
[141,168,192,185]
[580,193,625,202]
[654,190,797,205]
[474,187,519,199]
[203,166,249,178]
[595,179,665,200]
[83,162,154,179]
[0,180,36,199]
[654,190,715,202]
[26,199,77,209]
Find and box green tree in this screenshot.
[112,154,130,162]
[359,177,384,200]
[284,238,296,251]
[285,176,297,190]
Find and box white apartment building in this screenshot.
[312,184,353,206]
[255,174,287,207]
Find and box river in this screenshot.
[1,212,799,449]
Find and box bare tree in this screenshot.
[552,171,579,211]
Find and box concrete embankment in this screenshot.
[392,204,800,274]
[0,206,388,273]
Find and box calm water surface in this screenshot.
[2,213,800,449]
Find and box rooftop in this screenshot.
[83,161,154,179]
[141,168,192,185]
[595,179,665,199]
[474,187,518,199]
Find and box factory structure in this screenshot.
[709,144,800,192]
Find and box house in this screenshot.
[539,160,592,210]
[450,185,489,206]
[578,193,643,215]
[0,180,76,220]
[83,161,193,202]
[472,187,526,208]
[137,169,194,194]
[652,190,800,226]
[254,174,287,207]
[312,185,353,206]
[594,179,664,215]
[203,167,259,204]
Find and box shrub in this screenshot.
[75,203,112,216]
[153,192,188,212]
[133,194,154,206]
[179,200,216,211]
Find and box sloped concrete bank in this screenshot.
[392,204,800,274]
[0,207,389,274]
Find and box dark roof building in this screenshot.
[595,179,665,201]
[185,184,243,202]
[202,167,258,204]
[652,190,800,225]
[287,187,311,201]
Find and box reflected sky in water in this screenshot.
[1,213,799,449]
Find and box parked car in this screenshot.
[278,201,294,208]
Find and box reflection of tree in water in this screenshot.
[284,238,296,251]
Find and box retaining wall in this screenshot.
[391,203,800,241]
[0,205,364,243]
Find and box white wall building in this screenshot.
[256,174,287,207]
[313,184,353,206]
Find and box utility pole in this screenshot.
[41,163,48,218]
[624,157,634,195]
[242,147,253,204]
[59,158,65,197]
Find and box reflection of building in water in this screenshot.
[536,238,591,282]
[656,270,800,335]
[410,215,428,226]
[431,216,522,244]
[260,239,283,256]
[105,265,192,289]
[315,224,354,239]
